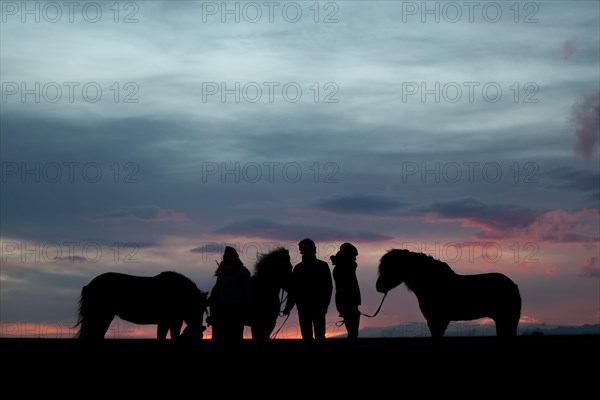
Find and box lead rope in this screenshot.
[360,292,387,317]
[270,290,290,339]
[270,313,290,339]
[336,292,388,327]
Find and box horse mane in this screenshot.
[158,271,208,298]
[379,249,456,291]
[254,247,289,278]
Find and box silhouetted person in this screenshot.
[208,246,253,348]
[282,238,333,342]
[331,243,361,340]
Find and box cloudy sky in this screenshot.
[1,0,598,338]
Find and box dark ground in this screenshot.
[1,336,596,394]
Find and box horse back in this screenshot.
[457,272,519,294]
[453,272,520,314]
[86,272,182,324]
[88,272,158,298]
[418,272,520,322]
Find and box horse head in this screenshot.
[376,249,409,293]
[181,289,209,342]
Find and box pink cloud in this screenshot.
[519,315,542,324]
[425,200,598,244]
[516,261,539,272]
[523,209,598,243]
[570,90,600,162]
[579,257,599,278]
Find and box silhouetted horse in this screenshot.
[376,249,521,338]
[248,247,293,341]
[75,271,208,342]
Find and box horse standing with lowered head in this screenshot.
[75,271,209,343]
[248,247,293,342]
[376,249,521,338]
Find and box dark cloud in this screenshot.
[121,242,158,249]
[315,193,406,215]
[190,244,224,254]
[86,206,186,223]
[570,91,600,162]
[57,255,86,263]
[214,217,392,242]
[419,197,538,231]
[546,167,600,192]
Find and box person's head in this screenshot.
[223,246,239,261]
[331,243,358,265]
[339,243,358,260]
[298,238,316,257]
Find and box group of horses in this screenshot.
[75,248,521,343]
[75,247,293,343]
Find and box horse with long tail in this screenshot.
[376,249,521,338]
[75,271,208,343]
[248,247,293,342]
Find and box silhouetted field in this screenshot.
[2,335,596,384]
[1,335,595,399]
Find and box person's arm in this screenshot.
[325,262,333,304]
[282,267,297,314]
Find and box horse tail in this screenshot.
[73,285,89,338]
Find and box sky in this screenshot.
[0,0,598,339]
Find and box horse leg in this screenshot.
[250,323,263,341]
[169,320,183,340]
[81,313,114,341]
[157,323,168,340]
[495,315,519,337]
[427,319,449,339]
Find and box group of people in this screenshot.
[207,238,362,345]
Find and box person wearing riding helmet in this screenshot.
[331,243,361,340]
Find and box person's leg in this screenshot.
[298,309,313,340]
[313,311,327,340]
[344,309,360,339]
[222,317,245,351]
